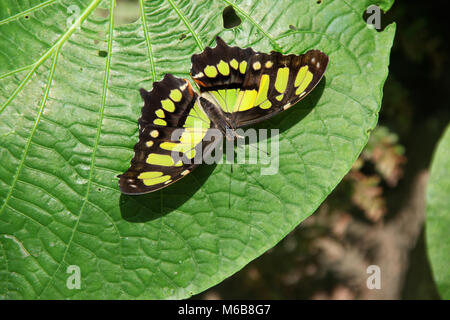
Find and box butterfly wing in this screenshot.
[231,49,329,127]
[190,37,328,128]
[119,74,216,195]
[190,37,255,116]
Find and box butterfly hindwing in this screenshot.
[119,74,215,195]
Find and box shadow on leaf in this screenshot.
[272,76,326,135]
[120,163,217,222]
[248,76,326,139]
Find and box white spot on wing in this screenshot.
[180,82,188,90]
[192,72,204,78]
[150,130,159,138]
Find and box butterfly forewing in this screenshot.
[231,49,329,127]
[189,37,328,128]
[190,37,255,115]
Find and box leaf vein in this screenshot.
[139,0,157,81]
[0,45,61,218]
[167,0,204,50]
[0,0,58,26]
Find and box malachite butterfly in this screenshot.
[119,37,329,195]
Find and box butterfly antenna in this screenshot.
[249,142,270,157]
[236,135,270,157]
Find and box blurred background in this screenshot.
[114,0,449,299]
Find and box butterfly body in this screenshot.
[119,37,329,195]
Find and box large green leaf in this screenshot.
[426,124,450,300]
[0,0,395,299]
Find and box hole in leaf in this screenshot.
[94,7,109,19]
[179,33,186,41]
[95,1,140,26]
[222,5,241,29]
[115,0,140,26]
[98,50,108,57]
[362,5,389,32]
[24,15,30,20]
[317,0,322,4]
